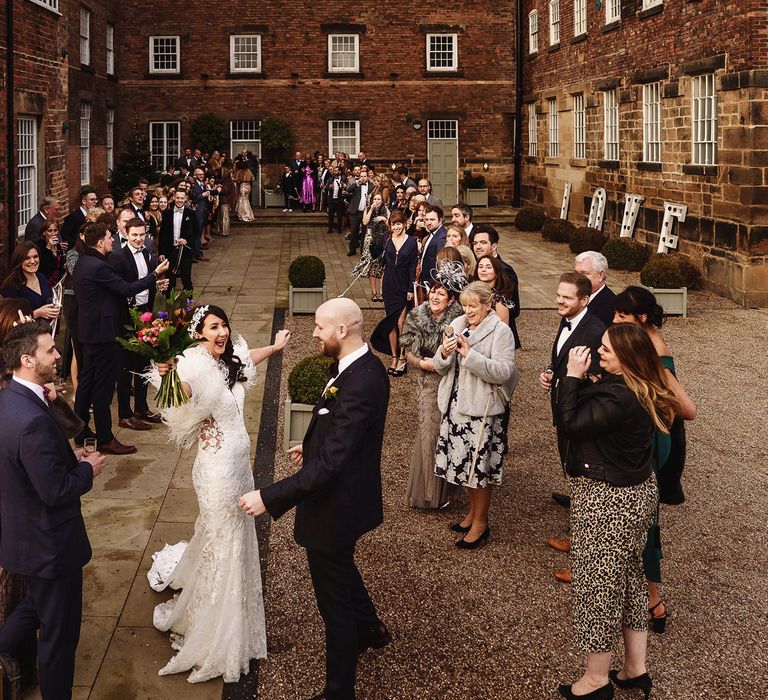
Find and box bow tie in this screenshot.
[120,237,128,244]
[560,318,572,331]
[329,362,339,378]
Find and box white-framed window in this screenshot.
[573,94,586,160]
[528,107,537,156]
[642,83,661,162]
[574,0,587,36]
[231,120,260,142]
[149,36,180,74]
[106,23,115,75]
[528,10,539,54]
[642,0,662,8]
[328,34,359,73]
[606,0,621,23]
[692,74,717,165]
[79,6,90,65]
[28,0,60,12]
[328,120,360,156]
[549,1,561,45]
[603,90,619,161]
[426,33,458,71]
[427,120,458,139]
[548,98,559,157]
[149,121,180,171]
[17,117,38,235]
[106,107,114,175]
[80,102,91,185]
[230,35,261,73]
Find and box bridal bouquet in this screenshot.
[117,290,200,408]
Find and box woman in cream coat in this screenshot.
[433,281,517,549]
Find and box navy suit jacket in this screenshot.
[60,208,87,247]
[497,254,523,349]
[0,381,93,578]
[420,225,447,284]
[261,350,389,552]
[587,285,616,328]
[73,250,156,344]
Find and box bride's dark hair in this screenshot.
[191,304,247,389]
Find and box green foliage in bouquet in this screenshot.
[289,256,326,288]
[601,237,652,271]
[116,289,201,408]
[541,217,575,243]
[569,226,608,254]
[515,206,547,231]
[288,355,335,404]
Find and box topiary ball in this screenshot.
[515,206,547,231]
[677,257,703,290]
[569,226,608,254]
[288,355,334,404]
[640,254,687,288]
[601,237,652,271]
[541,218,576,243]
[289,255,326,288]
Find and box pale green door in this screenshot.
[427,120,458,206]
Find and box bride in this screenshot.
[147,304,290,683]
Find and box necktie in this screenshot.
[42,385,51,406]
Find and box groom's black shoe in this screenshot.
[357,620,392,654]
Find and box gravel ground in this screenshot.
[257,281,768,699]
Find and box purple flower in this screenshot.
[157,311,169,320]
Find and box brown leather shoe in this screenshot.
[118,416,152,431]
[99,439,138,455]
[134,410,163,424]
[554,568,573,584]
[546,537,572,553]
[195,255,210,262]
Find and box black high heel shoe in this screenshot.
[455,526,490,549]
[387,358,398,375]
[392,359,408,377]
[648,600,668,634]
[449,522,471,534]
[558,682,614,699]
[609,671,652,699]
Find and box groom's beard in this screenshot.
[319,337,341,359]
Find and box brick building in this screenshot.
[520,0,768,306]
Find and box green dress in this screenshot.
[642,356,675,583]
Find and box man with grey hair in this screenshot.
[24,196,62,245]
[574,250,616,327]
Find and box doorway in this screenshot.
[427,120,458,206]
[230,120,261,207]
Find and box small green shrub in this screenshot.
[640,254,702,288]
[515,206,547,231]
[288,355,334,404]
[289,256,325,288]
[569,226,608,254]
[601,237,652,271]
[541,218,576,243]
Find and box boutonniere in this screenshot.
[323,386,339,401]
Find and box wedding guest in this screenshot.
[455,244,476,277]
[417,205,447,293]
[280,164,298,213]
[405,194,426,237]
[433,281,517,548]
[234,161,255,222]
[1,243,60,322]
[301,153,316,213]
[346,170,371,256]
[100,193,115,215]
[451,203,474,240]
[445,224,470,248]
[126,186,147,223]
[60,188,98,247]
[219,166,237,237]
[418,178,443,209]
[24,196,62,245]
[351,193,389,301]
[159,189,195,292]
[555,324,679,700]
[392,185,407,212]
[143,193,162,241]
[370,211,418,376]
[576,251,616,328]
[400,269,466,509]
[36,220,65,287]
[72,222,169,455]
[62,229,87,388]
[190,170,211,261]
[325,167,345,232]
[474,255,516,326]
[158,194,169,213]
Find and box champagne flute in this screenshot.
[83,438,97,456]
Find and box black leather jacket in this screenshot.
[556,374,654,487]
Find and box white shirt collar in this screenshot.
[131,245,145,255]
[12,376,47,405]
[80,206,88,217]
[566,305,589,330]
[589,284,606,302]
[337,343,368,376]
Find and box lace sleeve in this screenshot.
[232,335,257,387]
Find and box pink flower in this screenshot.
[140,312,153,323]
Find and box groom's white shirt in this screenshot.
[322,343,369,397]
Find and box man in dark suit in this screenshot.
[175,148,197,171]
[472,225,522,348]
[418,204,447,292]
[240,298,391,700]
[190,168,211,261]
[450,203,474,241]
[126,186,147,223]
[73,222,169,455]
[24,196,62,245]
[0,320,105,699]
[159,189,195,292]
[396,166,417,192]
[575,250,616,328]
[325,167,346,233]
[346,170,371,256]
[417,179,443,210]
[60,188,98,247]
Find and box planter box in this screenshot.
[648,286,687,317]
[263,189,284,208]
[284,399,315,452]
[289,284,327,316]
[465,188,489,207]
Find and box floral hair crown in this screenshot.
[188,305,210,338]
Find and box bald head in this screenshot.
[313,298,365,360]
[319,298,363,335]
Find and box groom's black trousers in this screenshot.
[306,546,378,700]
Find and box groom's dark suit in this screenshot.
[0,380,94,698]
[261,348,389,700]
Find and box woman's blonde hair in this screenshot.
[459,280,494,307]
[456,244,476,276]
[445,224,470,247]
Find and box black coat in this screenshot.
[60,208,86,247]
[158,206,195,261]
[261,350,389,551]
[0,381,93,578]
[497,254,522,349]
[556,374,655,487]
[587,285,616,328]
[110,245,158,333]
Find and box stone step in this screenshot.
[236,209,520,228]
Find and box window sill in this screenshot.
[637,4,663,19]
[569,158,587,168]
[570,33,587,44]
[144,72,184,79]
[524,156,538,163]
[637,161,662,172]
[28,0,62,15]
[226,71,267,79]
[422,69,464,78]
[107,73,118,83]
[547,43,560,53]
[683,164,718,176]
[598,159,620,169]
[80,63,95,74]
[601,20,621,34]
[527,51,539,60]
[544,157,561,166]
[322,71,365,79]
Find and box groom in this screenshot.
[240,298,391,700]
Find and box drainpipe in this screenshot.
[6,0,15,254]
[513,0,524,207]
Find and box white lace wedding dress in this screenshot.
[146,338,266,683]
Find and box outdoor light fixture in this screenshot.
[412,120,422,131]
[483,162,489,171]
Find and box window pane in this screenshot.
[548,98,559,157]
[80,103,91,185]
[18,117,37,231]
[573,94,585,160]
[528,108,537,156]
[428,35,456,70]
[233,35,260,71]
[330,35,357,71]
[330,120,359,155]
[152,37,179,72]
